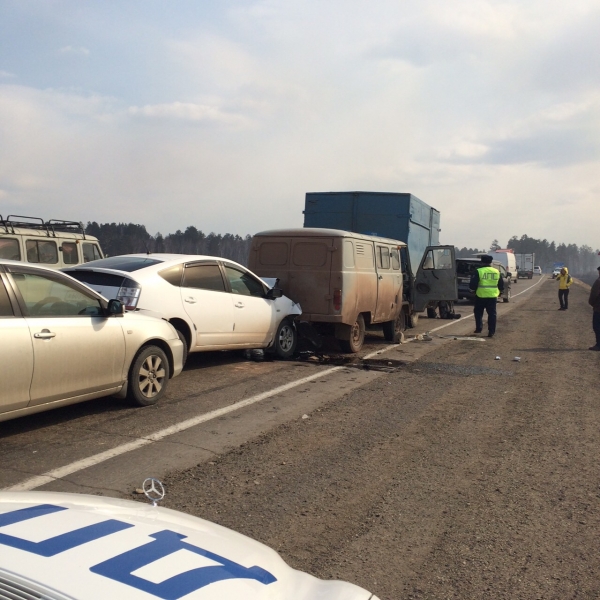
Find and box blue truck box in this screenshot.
[303,191,441,273]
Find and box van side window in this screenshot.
[377,246,390,269]
[391,248,400,270]
[258,242,288,266]
[26,240,58,264]
[83,243,102,263]
[61,242,79,265]
[343,241,355,268]
[293,243,327,267]
[355,243,374,269]
[0,238,21,261]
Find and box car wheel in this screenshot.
[175,329,188,367]
[339,314,365,353]
[127,345,170,407]
[271,319,297,359]
[383,310,406,343]
[426,307,437,319]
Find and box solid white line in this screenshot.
[5,277,547,492]
[3,366,342,492]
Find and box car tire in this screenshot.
[175,329,188,367]
[383,310,406,343]
[270,319,297,359]
[127,345,170,407]
[339,314,365,353]
[426,307,437,319]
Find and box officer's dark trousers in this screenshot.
[593,312,600,346]
[474,297,497,335]
[558,289,569,309]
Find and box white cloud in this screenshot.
[128,102,254,128]
[0,71,16,78]
[59,45,90,56]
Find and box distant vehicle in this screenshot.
[477,250,518,283]
[65,254,302,364]
[0,214,104,269]
[534,266,542,275]
[0,260,184,422]
[552,268,562,278]
[456,258,512,303]
[515,253,535,279]
[0,489,379,599]
[249,228,457,353]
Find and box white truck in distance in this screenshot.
[515,253,535,279]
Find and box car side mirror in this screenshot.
[107,298,125,317]
[266,287,283,300]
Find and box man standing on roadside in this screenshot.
[470,255,504,338]
[589,266,600,351]
[556,267,573,310]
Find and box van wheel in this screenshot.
[339,314,365,353]
[127,346,170,407]
[426,307,437,319]
[383,311,406,343]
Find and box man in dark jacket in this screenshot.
[589,266,600,351]
[470,255,504,338]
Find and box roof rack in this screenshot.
[0,215,87,238]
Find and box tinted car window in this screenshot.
[0,238,21,260]
[79,256,163,271]
[224,266,265,297]
[159,264,183,287]
[183,264,226,292]
[26,240,58,264]
[11,271,102,316]
[0,278,14,317]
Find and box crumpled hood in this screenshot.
[0,492,376,600]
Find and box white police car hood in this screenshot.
[0,492,378,600]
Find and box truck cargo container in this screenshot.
[303,191,440,275]
[515,253,535,279]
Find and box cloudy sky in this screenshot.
[1,0,598,250]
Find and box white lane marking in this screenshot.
[5,277,547,492]
[3,366,343,492]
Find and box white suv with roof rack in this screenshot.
[0,214,104,269]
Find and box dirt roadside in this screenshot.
[160,278,600,599]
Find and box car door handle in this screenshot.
[235,302,244,308]
[34,329,56,340]
[378,275,383,280]
[184,297,197,304]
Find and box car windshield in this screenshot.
[79,256,164,271]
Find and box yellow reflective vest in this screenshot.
[476,266,501,298]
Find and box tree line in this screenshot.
[85,222,252,266]
[456,234,599,275]
[86,222,598,275]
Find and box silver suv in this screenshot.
[0,260,184,422]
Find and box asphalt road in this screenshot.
[0,276,545,496]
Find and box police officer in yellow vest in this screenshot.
[469,255,504,338]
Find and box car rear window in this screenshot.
[79,256,163,271]
[293,242,328,267]
[66,271,128,287]
[456,261,479,276]
[258,242,288,266]
[0,238,21,261]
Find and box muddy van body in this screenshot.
[249,228,456,352]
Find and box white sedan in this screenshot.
[65,254,302,364]
[0,259,184,422]
[0,490,379,599]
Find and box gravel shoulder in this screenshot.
[160,278,600,599]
